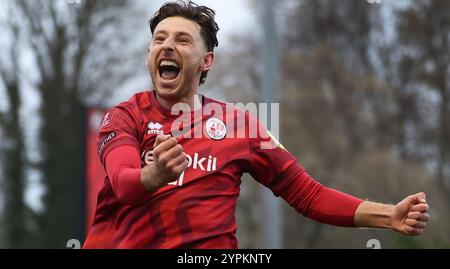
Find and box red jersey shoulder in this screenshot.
[97,91,151,159]
[99,91,151,132]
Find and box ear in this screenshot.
[199,52,214,72]
[145,47,150,67]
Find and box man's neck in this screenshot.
[156,92,202,111]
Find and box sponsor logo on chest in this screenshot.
[141,151,217,187]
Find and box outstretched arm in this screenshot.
[270,164,430,235]
[354,192,429,236]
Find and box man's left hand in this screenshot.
[391,192,429,236]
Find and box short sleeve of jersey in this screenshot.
[97,106,140,166]
[244,112,305,196]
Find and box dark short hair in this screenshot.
[149,0,219,85]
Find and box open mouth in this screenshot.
[158,60,180,81]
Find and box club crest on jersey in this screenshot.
[147,122,164,135]
[205,118,226,140]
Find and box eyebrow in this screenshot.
[154,30,194,39]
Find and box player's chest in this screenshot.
[138,115,247,165]
[138,115,246,189]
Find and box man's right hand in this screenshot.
[140,134,188,192]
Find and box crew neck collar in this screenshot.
[147,90,209,118]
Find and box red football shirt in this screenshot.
[83,90,363,249]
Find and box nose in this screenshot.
[161,38,175,51]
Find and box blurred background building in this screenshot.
[0,0,449,248]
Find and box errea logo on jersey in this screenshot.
[147,122,164,135]
[141,151,217,187]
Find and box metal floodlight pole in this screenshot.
[260,0,282,249]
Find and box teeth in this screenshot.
[160,60,179,68]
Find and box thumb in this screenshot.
[409,192,427,205]
[154,134,171,148]
[417,192,427,203]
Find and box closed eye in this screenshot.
[153,36,165,43]
[177,38,191,44]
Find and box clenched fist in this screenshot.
[354,192,430,235]
[140,134,188,192]
[391,192,430,236]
